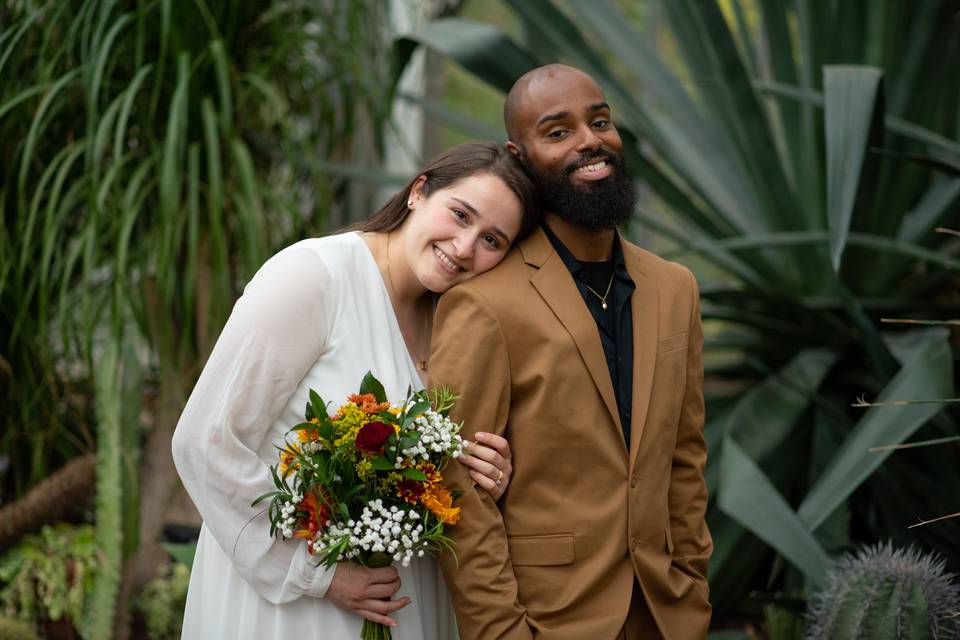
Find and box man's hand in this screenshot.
[324,562,411,627]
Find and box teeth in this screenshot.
[575,161,606,174]
[434,246,462,272]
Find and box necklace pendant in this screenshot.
[419,359,428,371]
[601,301,608,310]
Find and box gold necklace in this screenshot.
[584,271,615,311]
[384,233,430,371]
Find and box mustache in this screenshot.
[563,149,618,176]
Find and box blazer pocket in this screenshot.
[508,533,575,567]
[658,331,688,355]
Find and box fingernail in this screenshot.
[475,432,487,439]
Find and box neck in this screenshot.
[544,211,615,262]
[364,231,430,311]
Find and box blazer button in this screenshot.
[630,476,638,488]
[631,537,640,548]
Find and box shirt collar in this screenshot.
[541,222,628,277]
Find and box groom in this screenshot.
[429,64,712,639]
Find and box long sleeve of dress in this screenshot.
[172,246,336,604]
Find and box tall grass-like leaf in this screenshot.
[396,18,538,93]
[719,437,831,585]
[823,66,885,271]
[707,349,837,497]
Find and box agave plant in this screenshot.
[1,0,395,636]
[398,0,960,616]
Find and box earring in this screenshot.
[407,200,413,208]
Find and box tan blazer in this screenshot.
[430,227,712,640]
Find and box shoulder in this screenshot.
[240,233,370,320]
[451,247,529,295]
[253,232,368,288]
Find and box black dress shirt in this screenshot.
[542,224,636,445]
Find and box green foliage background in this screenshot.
[2,0,960,636]
[405,0,960,624]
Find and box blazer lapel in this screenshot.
[519,229,623,437]
[624,243,658,472]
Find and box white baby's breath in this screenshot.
[316,498,425,567]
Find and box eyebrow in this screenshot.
[536,102,610,127]
[451,197,512,244]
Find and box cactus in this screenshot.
[0,617,38,640]
[806,542,960,640]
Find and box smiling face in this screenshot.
[507,67,635,231]
[398,172,523,293]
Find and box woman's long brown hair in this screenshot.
[348,141,539,241]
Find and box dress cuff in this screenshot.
[299,545,335,598]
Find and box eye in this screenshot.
[546,129,567,139]
[451,208,467,222]
[592,119,610,129]
[482,234,501,249]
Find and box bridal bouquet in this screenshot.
[253,372,465,640]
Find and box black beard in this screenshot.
[521,149,636,232]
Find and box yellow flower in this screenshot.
[354,457,374,481]
[332,402,368,448]
[278,442,301,476]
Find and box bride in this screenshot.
[171,141,538,639]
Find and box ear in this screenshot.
[505,141,521,158]
[409,174,428,206]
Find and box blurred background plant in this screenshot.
[396,0,960,635]
[0,0,398,636]
[130,562,190,640]
[3,0,960,638]
[0,525,96,639]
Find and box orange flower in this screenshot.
[293,491,331,552]
[297,429,318,443]
[348,393,390,415]
[420,485,460,525]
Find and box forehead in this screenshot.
[517,71,606,126]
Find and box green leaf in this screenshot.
[318,420,334,443]
[718,436,831,585]
[897,178,960,243]
[309,390,327,422]
[251,490,281,507]
[397,18,539,94]
[371,456,395,471]
[400,468,429,482]
[823,65,885,270]
[798,328,953,530]
[708,349,836,498]
[359,372,387,403]
[160,542,197,569]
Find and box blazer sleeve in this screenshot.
[668,268,713,599]
[429,284,535,640]
[171,247,337,604]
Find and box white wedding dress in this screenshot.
[172,232,455,639]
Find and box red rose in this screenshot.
[355,421,393,455]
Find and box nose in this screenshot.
[575,124,603,154]
[451,230,476,261]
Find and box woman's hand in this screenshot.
[457,431,513,501]
[324,562,410,627]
